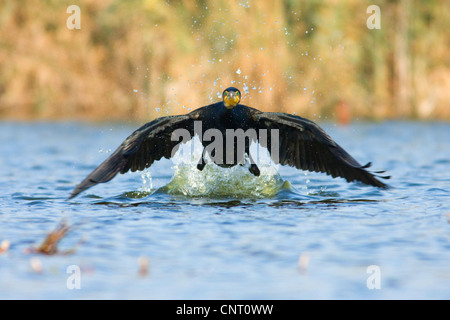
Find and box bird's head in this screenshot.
[222,87,241,109]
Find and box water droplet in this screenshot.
[133,89,138,93]
[236,68,241,75]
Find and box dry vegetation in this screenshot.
[0,0,449,121]
[27,219,72,255]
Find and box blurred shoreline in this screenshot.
[1,0,449,122]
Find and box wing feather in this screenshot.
[254,112,390,188]
[69,114,196,199]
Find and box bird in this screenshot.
[68,87,390,199]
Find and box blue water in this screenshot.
[0,121,449,299]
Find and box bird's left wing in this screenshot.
[252,111,390,188]
[69,113,198,199]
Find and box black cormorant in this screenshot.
[69,87,389,199]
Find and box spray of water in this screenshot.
[139,137,288,199]
[162,162,286,198]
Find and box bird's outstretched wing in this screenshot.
[69,114,197,199]
[253,112,390,188]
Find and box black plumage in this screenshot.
[69,87,389,199]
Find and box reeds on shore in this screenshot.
[0,0,449,121]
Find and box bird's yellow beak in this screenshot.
[224,92,240,109]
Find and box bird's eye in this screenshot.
[236,92,240,96]
[224,92,228,96]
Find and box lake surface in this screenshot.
[0,120,449,299]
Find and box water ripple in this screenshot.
[1,121,450,299]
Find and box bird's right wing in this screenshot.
[69,113,199,199]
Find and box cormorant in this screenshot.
[69,87,389,199]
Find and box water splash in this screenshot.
[137,138,289,199]
[243,83,249,94]
[140,169,153,193]
[161,162,287,199]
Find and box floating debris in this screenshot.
[30,257,43,273]
[0,240,10,253]
[27,219,73,255]
[138,256,150,277]
[298,252,310,274]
